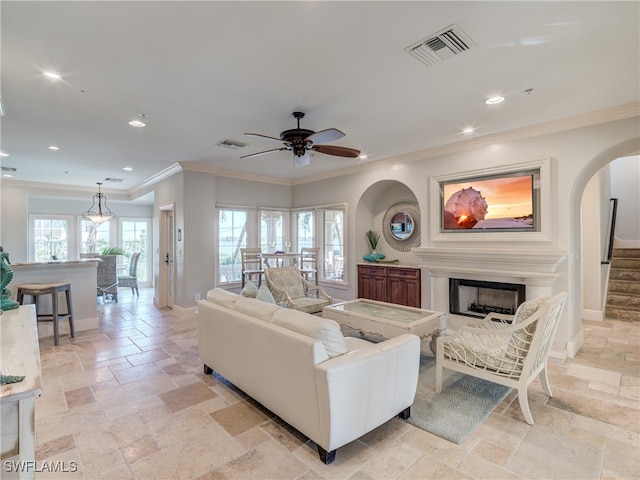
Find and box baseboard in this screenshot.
[582,309,603,321]
[614,238,640,248]
[565,328,585,359]
[172,305,197,318]
[37,316,99,339]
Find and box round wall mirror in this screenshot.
[382,201,421,251]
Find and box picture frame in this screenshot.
[429,158,551,242]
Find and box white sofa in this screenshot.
[197,288,420,464]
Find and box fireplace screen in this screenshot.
[449,278,526,318]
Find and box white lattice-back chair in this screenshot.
[264,266,331,314]
[435,292,567,425]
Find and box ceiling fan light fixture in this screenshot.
[242,111,360,167]
[294,153,310,167]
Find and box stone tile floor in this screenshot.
[27,289,639,479]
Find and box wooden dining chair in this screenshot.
[299,247,320,285]
[240,248,264,288]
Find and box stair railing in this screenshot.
[601,198,618,264]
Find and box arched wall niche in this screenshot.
[355,180,420,265]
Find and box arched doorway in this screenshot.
[568,138,639,356]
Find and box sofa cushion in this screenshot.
[256,284,276,304]
[233,296,280,322]
[240,280,259,298]
[207,288,240,308]
[272,309,348,358]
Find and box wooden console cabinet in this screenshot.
[358,264,421,308]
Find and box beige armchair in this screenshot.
[435,292,567,425]
[264,266,331,314]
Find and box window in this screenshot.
[120,219,150,283]
[295,210,314,251]
[80,219,110,254]
[30,215,73,261]
[218,208,249,284]
[321,208,345,282]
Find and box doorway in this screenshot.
[160,205,175,309]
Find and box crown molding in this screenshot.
[179,162,293,186]
[0,179,128,198]
[292,102,640,185]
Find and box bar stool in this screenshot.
[16,283,74,346]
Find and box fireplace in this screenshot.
[449,278,526,318]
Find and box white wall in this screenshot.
[611,155,640,247]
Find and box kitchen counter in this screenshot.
[8,260,99,339]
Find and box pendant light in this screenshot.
[82,182,116,224]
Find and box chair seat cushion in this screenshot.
[443,332,522,379]
[288,296,330,314]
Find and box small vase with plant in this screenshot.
[364,230,385,262]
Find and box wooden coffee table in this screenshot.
[323,298,446,353]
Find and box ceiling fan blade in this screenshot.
[244,133,284,143]
[304,128,345,145]
[312,144,361,158]
[294,152,311,167]
[240,147,288,159]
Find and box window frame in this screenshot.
[316,204,347,286]
[29,214,75,262]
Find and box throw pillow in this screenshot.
[256,284,276,304]
[240,280,258,298]
[272,308,348,358]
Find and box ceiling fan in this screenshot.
[241,112,361,167]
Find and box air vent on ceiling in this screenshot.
[405,24,475,67]
[104,177,123,183]
[216,139,247,150]
[1,166,17,172]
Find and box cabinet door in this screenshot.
[387,276,406,305]
[387,267,421,307]
[404,278,421,308]
[358,265,387,302]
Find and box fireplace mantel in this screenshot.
[413,247,567,286]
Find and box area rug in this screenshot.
[403,354,512,444]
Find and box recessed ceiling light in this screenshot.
[0,152,8,157]
[485,95,505,105]
[129,113,148,127]
[48,145,60,150]
[462,127,475,135]
[2,174,14,178]
[122,167,134,172]
[43,71,62,80]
